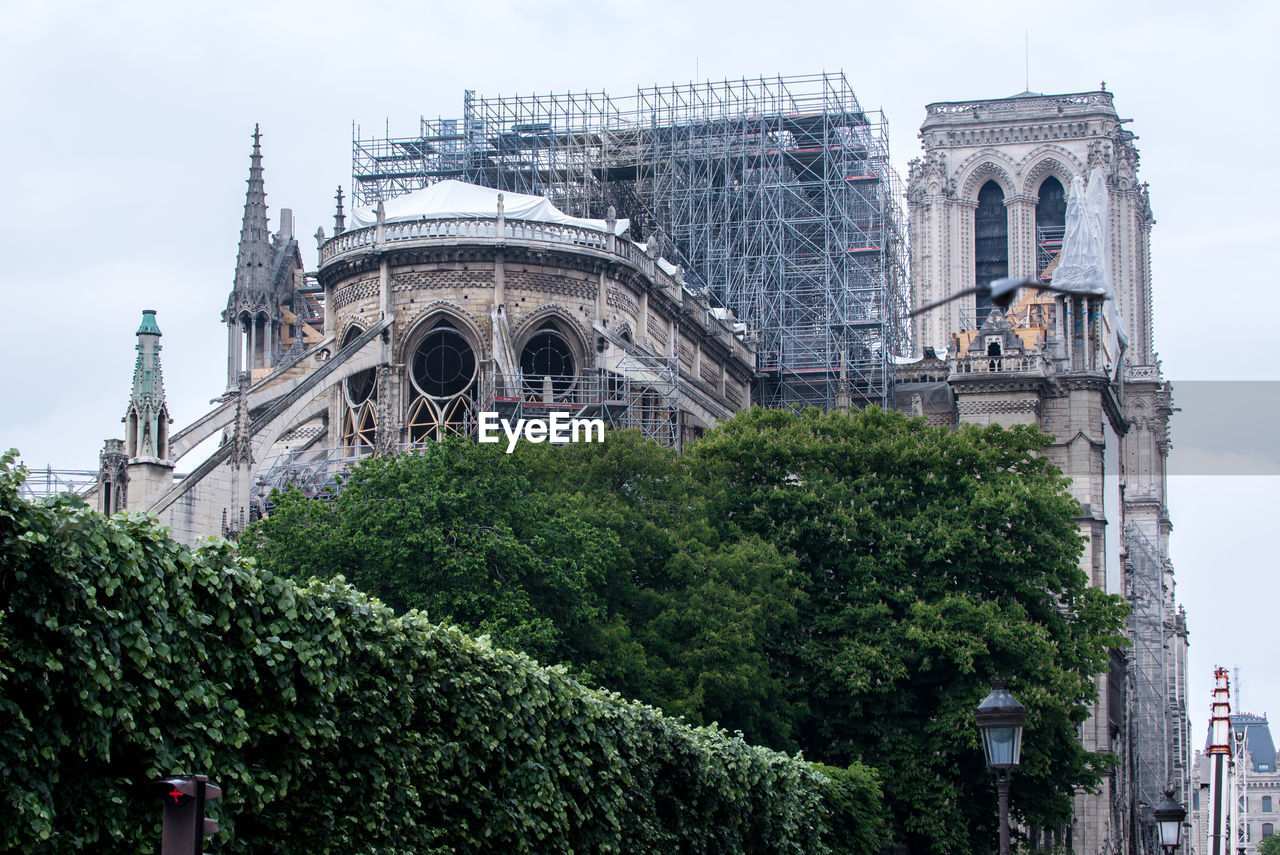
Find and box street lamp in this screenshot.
[976,679,1027,855]
[1152,789,1187,855]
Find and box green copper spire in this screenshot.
[124,309,171,460]
[136,308,162,336]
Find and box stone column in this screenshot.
[227,322,238,386]
[1007,194,1038,281]
[637,289,649,346]
[248,317,257,373]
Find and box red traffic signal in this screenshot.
[152,775,221,855]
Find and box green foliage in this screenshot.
[1258,833,1280,855]
[240,409,1121,855]
[0,449,882,854]
[686,407,1130,853]
[246,435,802,745]
[243,407,1128,854]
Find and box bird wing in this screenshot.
[906,285,986,319]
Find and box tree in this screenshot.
[245,432,801,743]
[1258,833,1280,855]
[245,438,626,667]
[245,408,1128,854]
[685,407,1129,853]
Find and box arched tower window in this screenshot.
[974,180,1008,322]
[125,407,139,458]
[1036,175,1067,279]
[156,406,169,460]
[407,318,477,443]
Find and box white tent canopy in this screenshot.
[346,179,629,235]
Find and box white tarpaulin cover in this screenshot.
[1053,169,1130,365]
[346,180,629,235]
[1052,172,1109,298]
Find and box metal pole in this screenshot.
[998,771,1012,855]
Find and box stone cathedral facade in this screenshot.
[95,130,755,543]
[899,88,1189,855]
[87,84,1189,855]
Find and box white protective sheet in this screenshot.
[1054,170,1130,361]
[1052,173,1109,298]
[346,180,629,235]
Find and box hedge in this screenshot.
[0,452,883,854]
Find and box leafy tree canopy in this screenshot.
[244,407,1129,854]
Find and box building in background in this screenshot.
[1191,706,1279,855]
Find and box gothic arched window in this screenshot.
[407,319,477,443]
[974,180,1008,323]
[340,325,378,452]
[1036,175,1067,278]
[521,322,577,401]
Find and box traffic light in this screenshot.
[152,774,221,855]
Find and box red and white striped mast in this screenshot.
[1207,667,1235,855]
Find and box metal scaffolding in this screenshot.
[478,360,680,449]
[17,467,98,501]
[353,73,908,411]
[1126,522,1171,855]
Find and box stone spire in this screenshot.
[224,125,285,387]
[123,309,171,461]
[228,124,274,311]
[334,185,346,235]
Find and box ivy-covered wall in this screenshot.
[0,453,883,854]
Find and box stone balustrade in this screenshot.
[952,352,1047,376]
[925,91,1114,117]
[1124,365,1162,381]
[321,217,611,265]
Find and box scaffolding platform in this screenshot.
[352,73,908,412]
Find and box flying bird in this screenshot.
[907,276,1106,319]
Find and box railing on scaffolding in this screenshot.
[18,467,99,500]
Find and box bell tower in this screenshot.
[903,88,1185,855]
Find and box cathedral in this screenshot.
[91,79,1188,855]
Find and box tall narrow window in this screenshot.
[974,180,1008,323]
[1036,176,1067,279]
[1264,796,1273,813]
[340,325,378,452]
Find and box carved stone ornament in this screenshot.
[231,383,254,466]
[373,365,399,456]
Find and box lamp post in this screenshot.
[1152,789,1187,855]
[976,679,1027,855]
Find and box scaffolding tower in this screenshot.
[1126,522,1171,855]
[353,73,908,411]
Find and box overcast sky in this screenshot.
[2,0,1276,756]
